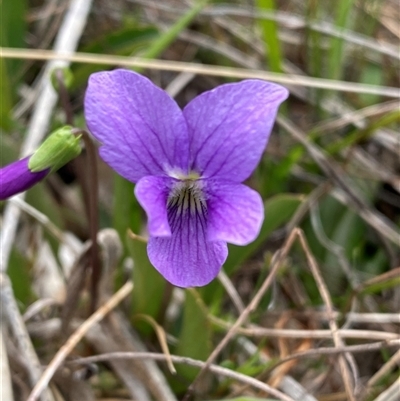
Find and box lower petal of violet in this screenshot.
[135,175,172,237]
[206,180,264,246]
[147,196,228,288]
[0,157,49,201]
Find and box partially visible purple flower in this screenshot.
[85,69,288,287]
[0,126,81,201]
[0,157,49,201]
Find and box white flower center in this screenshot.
[167,177,206,216]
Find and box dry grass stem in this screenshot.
[69,352,296,401]
[133,314,176,374]
[1,48,399,97]
[267,339,400,372]
[299,231,357,399]
[0,321,14,401]
[184,228,301,400]
[218,269,245,314]
[26,281,134,401]
[9,197,65,244]
[0,274,54,401]
[312,100,400,134]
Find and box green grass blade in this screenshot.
[327,0,356,80]
[139,0,209,62]
[128,234,166,331]
[0,58,11,131]
[175,289,211,383]
[113,175,142,239]
[0,0,26,130]
[326,109,400,155]
[256,0,283,73]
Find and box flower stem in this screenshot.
[55,70,100,313]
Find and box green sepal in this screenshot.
[28,126,81,173]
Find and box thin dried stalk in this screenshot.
[69,352,296,401]
[212,318,400,341]
[266,340,400,372]
[0,321,14,401]
[1,47,399,97]
[27,281,134,401]
[184,228,301,400]
[0,274,54,401]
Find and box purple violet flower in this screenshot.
[0,126,81,201]
[84,69,288,287]
[0,157,49,201]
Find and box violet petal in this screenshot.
[147,199,228,287]
[84,69,190,182]
[206,180,264,245]
[0,157,49,200]
[135,175,172,237]
[183,79,288,182]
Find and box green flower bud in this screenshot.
[28,126,81,173]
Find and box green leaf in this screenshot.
[175,289,212,382]
[358,63,383,106]
[0,0,26,125]
[113,175,142,239]
[256,0,283,73]
[326,0,356,80]
[8,248,33,305]
[0,0,26,73]
[224,193,304,274]
[128,234,166,331]
[0,0,26,49]
[28,126,81,173]
[0,58,12,131]
[322,209,366,294]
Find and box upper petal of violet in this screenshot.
[0,157,49,200]
[84,69,190,183]
[183,79,288,182]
